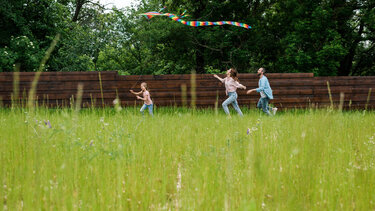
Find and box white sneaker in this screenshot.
[272,107,278,115]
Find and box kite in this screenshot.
[140,11,251,30]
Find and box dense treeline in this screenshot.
[0,0,374,75]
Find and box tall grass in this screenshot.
[1,107,374,210]
[27,34,60,110]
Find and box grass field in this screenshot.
[1,107,375,210]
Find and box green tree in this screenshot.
[0,0,68,71]
[1,0,374,75]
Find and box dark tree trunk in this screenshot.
[72,0,86,22]
[195,44,205,73]
[338,49,355,76]
[337,20,364,76]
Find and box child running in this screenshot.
[130,82,153,116]
[213,68,246,116]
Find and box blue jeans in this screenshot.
[222,92,243,116]
[140,104,153,116]
[257,97,272,115]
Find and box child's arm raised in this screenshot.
[130,90,142,95]
[234,81,246,90]
[213,74,225,83]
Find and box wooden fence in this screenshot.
[0,71,374,109]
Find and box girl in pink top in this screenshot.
[130,82,153,116]
[214,68,246,116]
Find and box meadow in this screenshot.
[1,107,374,210]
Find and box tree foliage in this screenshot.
[0,0,374,75]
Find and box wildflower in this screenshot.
[265,194,273,199]
[262,202,266,209]
[247,128,250,135]
[113,98,122,112]
[116,106,122,112]
[44,120,52,128]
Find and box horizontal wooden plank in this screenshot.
[117,73,314,81]
[0,71,118,82]
[0,89,372,101]
[2,78,373,91]
[113,98,374,106]
[314,88,375,95]
[0,72,313,82]
[1,82,373,93]
[314,76,375,80]
[0,71,118,76]
[313,79,375,86]
[2,99,373,109]
[0,80,319,91]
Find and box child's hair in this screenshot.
[141,82,149,91]
[229,68,239,81]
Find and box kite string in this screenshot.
[130,74,143,90]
